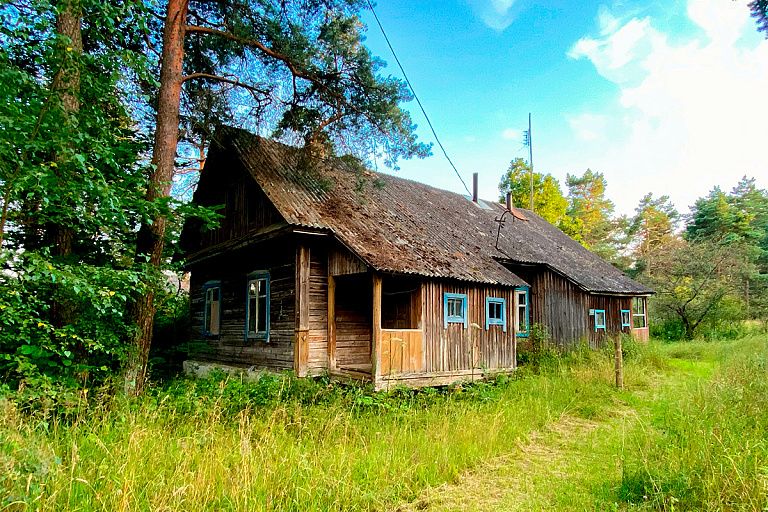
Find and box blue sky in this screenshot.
[359,0,768,217]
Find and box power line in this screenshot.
[365,0,471,196]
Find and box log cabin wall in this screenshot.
[306,241,330,375]
[200,178,284,249]
[189,239,296,370]
[180,143,285,254]
[333,273,372,372]
[506,264,635,349]
[421,280,516,372]
[587,294,633,348]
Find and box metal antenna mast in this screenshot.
[527,113,534,211]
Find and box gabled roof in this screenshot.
[192,127,652,294]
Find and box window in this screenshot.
[246,273,269,340]
[632,297,647,328]
[203,282,221,337]
[444,293,467,328]
[621,309,631,328]
[515,288,529,337]
[485,297,506,332]
[594,309,606,331]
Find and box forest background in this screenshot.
[1,0,767,408]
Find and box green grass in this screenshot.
[2,336,768,511]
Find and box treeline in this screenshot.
[499,161,768,338]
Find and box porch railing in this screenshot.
[380,329,423,375]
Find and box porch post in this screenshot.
[327,275,336,370]
[372,272,382,386]
[294,245,310,377]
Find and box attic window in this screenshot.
[444,293,467,328]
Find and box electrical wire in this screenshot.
[365,0,471,197]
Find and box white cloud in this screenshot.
[565,0,768,215]
[465,0,520,30]
[502,127,524,140]
[569,114,609,142]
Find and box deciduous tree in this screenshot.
[498,157,583,240]
[648,241,748,339]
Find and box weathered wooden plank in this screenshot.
[327,275,336,370]
[328,245,368,276]
[372,273,382,378]
[294,245,310,377]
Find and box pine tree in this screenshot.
[565,169,626,263]
[630,193,679,276]
[125,0,433,396]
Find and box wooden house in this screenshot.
[179,127,652,390]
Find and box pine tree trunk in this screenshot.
[124,0,188,397]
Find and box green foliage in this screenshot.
[0,250,154,412]
[618,337,768,510]
[565,169,627,263]
[749,0,768,36]
[646,241,750,339]
[2,335,767,511]
[0,346,622,511]
[629,192,680,276]
[498,158,581,234]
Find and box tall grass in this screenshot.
[2,336,767,511]
[0,358,617,512]
[618,337,768,511]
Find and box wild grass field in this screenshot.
[2,336,767,511]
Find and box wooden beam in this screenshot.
[294,245,310,377]
[372,272,382,382]
[327,275,336,370]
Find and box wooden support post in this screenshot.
[614,336,623,389]
[372,273,382,385]
[327,275,336,370]
[294,245,310,377]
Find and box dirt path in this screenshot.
[395,412,632,512]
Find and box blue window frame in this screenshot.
[621,309,631,328]
[203,281,221,338]
[246,272,270,341]
[444,293,468,328]
[515,287,529,337]
[594,309,606,331]
[485,297,506,332]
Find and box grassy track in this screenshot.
[2,336,767,511]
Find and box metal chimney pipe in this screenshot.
[506,192,512,212]
[472,173,478,202]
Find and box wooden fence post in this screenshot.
[614,336,623,389]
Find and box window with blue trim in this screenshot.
[444,293,467,328]
[594,309,606,331]
[515,288,529,337]
[486,297,506,332]
[621,309,631,328]
[246,272,270,340]
[203,281,221,338]
[632,297,647,328]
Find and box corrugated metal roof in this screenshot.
[220,127,652,294]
